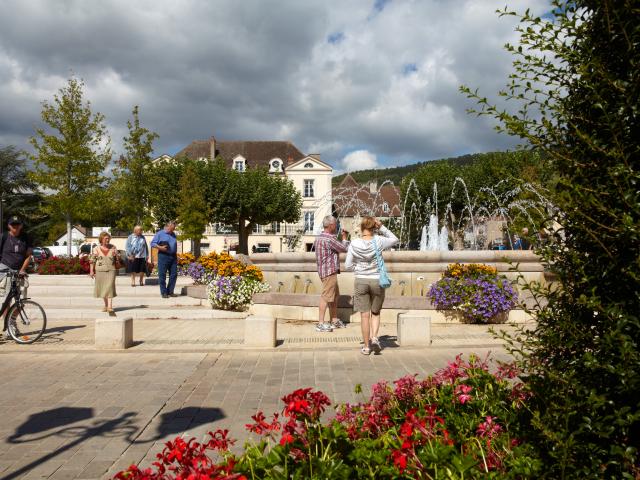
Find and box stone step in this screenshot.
[27,274,193,286]
[31,295,204,308]
[41,306,247,321]
[26,285,197,297]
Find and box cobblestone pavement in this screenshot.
[0,321,520,479]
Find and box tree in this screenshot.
[463,1,639,476]
[176,162,209,257]
[30,77,111,256]
[0,146,34,233]
[112,106,159,230]
[211,162,302,254]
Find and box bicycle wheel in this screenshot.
[7,300,47,344]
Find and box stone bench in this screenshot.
[95,316,133,349]
[397,313,431,346]
[244,315,277,347]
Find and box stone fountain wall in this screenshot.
[247,250,550,324]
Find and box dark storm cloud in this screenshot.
[0,0,548,170]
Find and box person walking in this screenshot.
[125,225,150,287]
[89,231,118,315]
[345,216,398,355]
[150,221,178,298]
[313,215,349,332]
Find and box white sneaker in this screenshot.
[331,318,346,329]
[315,323,333,332]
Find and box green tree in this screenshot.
[176,162,209,257]
[146,160,183,228]
[112,106,159,230]
[0,145,34,233]
[211,163,302,254]
[463,1,639,477]
[30,77,111,256]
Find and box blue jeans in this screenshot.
[157,255,177,295]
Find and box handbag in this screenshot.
[373,235,392,289]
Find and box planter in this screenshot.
[442,310,510,324]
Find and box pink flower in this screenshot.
[477,416,502,438]
[455,384,473,404]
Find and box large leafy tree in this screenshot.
[463,1,639,476]
[176,162,210,257]
[211,162,302,254]
[112,106,159,230]
[30,77,111,256]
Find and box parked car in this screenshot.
[46,245,79,256]
[32,247,52,262]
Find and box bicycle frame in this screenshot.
[0,271,26,332]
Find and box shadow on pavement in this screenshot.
[140,407,225,443]
[4,408,138,480]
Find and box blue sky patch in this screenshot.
[402,63,418,75]
[327,31,345,44]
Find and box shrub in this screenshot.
[115,354,542,479]
[36,256,90,275]
[428,263,517,323]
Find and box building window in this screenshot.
[271,221,281,234]
[253,224,263,234]
[382,202,390,213]
[304,212,314,233]
[233,158,245,172]
[304,162,313,168]
[303,179,315,198]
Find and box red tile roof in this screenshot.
[333,176,402,218]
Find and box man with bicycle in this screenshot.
[0,217,32,317]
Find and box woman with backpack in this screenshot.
[345,216,398,355]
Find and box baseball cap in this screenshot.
[7,216,23,225]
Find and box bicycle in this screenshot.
[0,269,47,344]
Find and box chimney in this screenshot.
[369,180,377,193]
[210,136,216,160]
[309,154,321,160]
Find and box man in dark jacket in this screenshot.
[0,216,32,275]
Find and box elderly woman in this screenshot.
[345,216,398,355]
[89,231,118,315]
[125,225,150,286]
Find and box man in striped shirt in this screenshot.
[314,215,349,332]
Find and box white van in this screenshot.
[46,245,79,257]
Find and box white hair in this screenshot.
[322,215,336,228]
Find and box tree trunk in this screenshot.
[193,238,201,258]
[66,215,72,257]
[237,218,249,255]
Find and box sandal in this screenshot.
[360,346,371,355]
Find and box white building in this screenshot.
[153,136,333,253]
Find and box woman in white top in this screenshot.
[345,216,398,355]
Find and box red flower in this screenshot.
[477,416,502,438]
[279,432,295,445]
[455,384,473,404]
[391,449,408,472]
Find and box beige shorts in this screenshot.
[353,278,385,313]
[321,274,340,303]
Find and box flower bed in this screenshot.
[428,263,517,323]
[115,354,540,479]
[36,256,91,275]
[178,251,269,310]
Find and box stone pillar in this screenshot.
[244,315,277,347]
[95,316,133,349]
[397,313,431,346]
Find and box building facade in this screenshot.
[153,136,333,254]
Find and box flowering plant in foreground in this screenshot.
[428,263,518,323]
[115,354,541,479]
[207,275,270,311]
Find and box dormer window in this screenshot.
[304,162,314,168]
[233,156,246,172]
[269,158,283,173]
[382,202,390,213]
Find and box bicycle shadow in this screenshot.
[4,405,226,478]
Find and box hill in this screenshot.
[332,152,499,186]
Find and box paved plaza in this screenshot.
[0,317,519,480]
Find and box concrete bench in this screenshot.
[95,316,133,349]
[244,315,277,347]
[397,313,431,346]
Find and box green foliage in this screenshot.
[147,160,183,227]
[176,161,209,256]
[29,77,111,253]
[111,106,159,230]
[211,161,302,254]
[463,1,640,477]
[0,145,49,243]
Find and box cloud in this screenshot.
[0,0,550,169]
[341,149,378,172]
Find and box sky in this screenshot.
[0,0,550,173]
